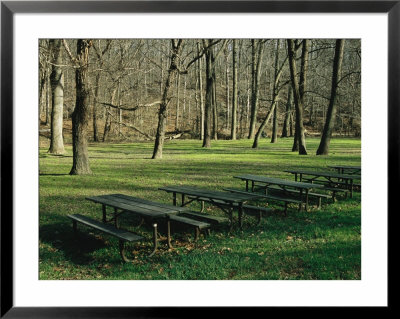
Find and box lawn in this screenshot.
[39,137,361,280]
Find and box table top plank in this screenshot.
[159,185,261,203]
[86,194,179,218]
[233,174,325,189]
[284,169,359,180]
[113,194,188,212]
[328,165,361,170]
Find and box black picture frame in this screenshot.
[1,0,393,317]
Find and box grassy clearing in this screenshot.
[39,137,361,280]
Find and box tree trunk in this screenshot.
[287,39,308,155]
[271,40,280,144]
[316,39,345,155]
[212,79,218,140]
[48,39,65,154]
[202,40,215,148]
[281,86,292,137]
[231,39,238,140]
[248,40,264,139]
[197,42,205,141]
[271,102,278,143]
[92,72,101,142]
[152,40,183,159]
[70,39,93,175]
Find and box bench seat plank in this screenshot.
[180,211,230,225]
[68,214,144,242]
[169,215,210,229]
[266,185,332,199]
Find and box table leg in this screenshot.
[228,209,233,231]
[350,179,353,198]
[294,173,298,181]
[173,192,177,206]
[305,190,309,212]
[238,203,243,230]
[148,223,159,257]
[299,189,303,211]
[245,180,249,191]
[102,205,107,223]
[166,218,173,249]
[181,194,185,207]
[200,200,205,213]
[114,207,119,228]
[251,181,255,192]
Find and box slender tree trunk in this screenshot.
[287,39,307,155]
[197,42,205,140]
[70,39,93,175]
[92,73,101,142]
[48,39,65,154]
[248,40,264,139]
[316,39,345,155]
[253,39,282,148]
[281,86,292,137]
[202,40,215,148]
[231,39,238,140]
[152,40,183,159]
[175,72,180,130]
[271,102,278,143]
[271,40,280,144]
[213,80,218,140]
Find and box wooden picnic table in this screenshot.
[284,169,359,198]
[328,165,361,175]
[86,193,184,252]
[233,174,325,211]
[158,185,262,229]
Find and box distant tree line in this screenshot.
[39,38,361,174]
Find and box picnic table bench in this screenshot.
[159,185,262,229]
[223,188,299,217]
[284,169,359,199]
[233,174,326,212]
[69,194,213,262]
[67,213,155,263]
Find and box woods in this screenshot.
[39,38,361,174]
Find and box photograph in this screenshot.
[38,38,361,280]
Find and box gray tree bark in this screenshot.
[287,39,308,155]
[152,39,184,159]
[69,39,93,175]
[316,39,345,155]
[248,40,264,139]
[231,39,238,140]
[48,39,65,155]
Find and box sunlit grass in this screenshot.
[39,137,361,280]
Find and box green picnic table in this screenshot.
[328,165,361,175]
[233,174,326,211]
[159,185,262,229]
[284,169,359,198]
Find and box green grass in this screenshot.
[39,137,361,280]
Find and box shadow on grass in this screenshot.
[40,222,108,265]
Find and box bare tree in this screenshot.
[287,39,308,155]
[316,39,345,155]
[48,39,65,155]
[64,39,93,174]
[152,39,184,159]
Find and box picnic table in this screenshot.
[85,194,185,252]
[328,165,361,175]
[284,169,359,198]
[158,185,262,229]
[233,174,326,211]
